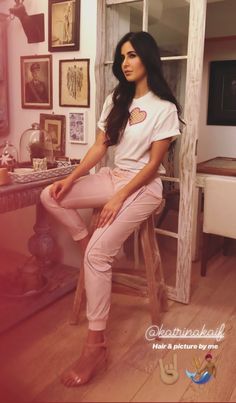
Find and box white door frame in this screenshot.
[95,0,207,303]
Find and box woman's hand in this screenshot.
[50,177,73,201]
[96,194,125,228]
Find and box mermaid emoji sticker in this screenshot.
[186,353,217,384]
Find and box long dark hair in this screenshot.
[105,31,183,146]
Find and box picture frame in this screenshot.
[59,59,90,107]
[39,113,66,157]
[48,0,80,52]
[0,24,4,81]
[207,60,236,126]
[21,55,53,109]
[69,112,87,144]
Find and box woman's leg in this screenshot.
[85,183,162,331]
[62,179,162,386]
[40,167,115,242]
[40,168,115,387]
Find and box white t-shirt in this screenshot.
[97,91,181,174]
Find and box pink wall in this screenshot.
[0,0,97,267]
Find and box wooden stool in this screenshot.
[70,199,168,326]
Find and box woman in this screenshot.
[40,31,182,387]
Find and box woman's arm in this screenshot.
[50,130,108,200]
[67,130,108,183]
[116,138,172,201]
[96,138,171,227]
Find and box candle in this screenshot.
[0,167,11,186]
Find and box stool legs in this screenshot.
[140,214,168,326]
[70,206,168,326]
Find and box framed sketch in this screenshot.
[21,55,53,109]
[59,59,90,107]
[40,113,66,157]
[0,25,4,81]
[69,112,87,144]
[48,0,80,52]
[207,60,236,126]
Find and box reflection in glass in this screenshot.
[162,59,186,107]
[148,0,189,56]
[223,77,236,111]
[104,63,117,98]
[106,1,143,61]
[162,59,186,178]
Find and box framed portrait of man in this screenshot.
[21,55,53,109]
[48,0,80,52]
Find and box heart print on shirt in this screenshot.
[129,107,147,126]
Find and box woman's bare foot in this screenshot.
[61,330,107,387]
[61,344,107,387]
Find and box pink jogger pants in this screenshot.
[40,166,163,330]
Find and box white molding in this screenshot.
[142,0,148,31]
[105,56,188,65]
[96,0,207,304]
[106,0,141,5]
[176,0,207,303]
[155,228,179,239]
[160,56,188,61]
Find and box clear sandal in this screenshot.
[61,339,108,387]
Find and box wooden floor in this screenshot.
[0,250,236,402]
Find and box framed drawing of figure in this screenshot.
[0,24,4,81]
[21,55,53,109]
[48,0,80,52]
[59,59,90,107]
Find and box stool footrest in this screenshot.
[112,272,147,292]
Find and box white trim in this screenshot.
[155,228,179,239]
[106,0,141,5]
[160,176,180,183]
[104,56,188,65]
[176,0,207,303]
[161,55,188,61]
[96,0,207,304]
[142,0,148,31]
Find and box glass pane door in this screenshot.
[148,0,189,56]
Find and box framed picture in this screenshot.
[48,0,80,52]
[207,60,236,126]
[69,112,87,144]
[21,55,53,109]
[0,25,4,81]
[59,59,90,107]
[40,113,66,157]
